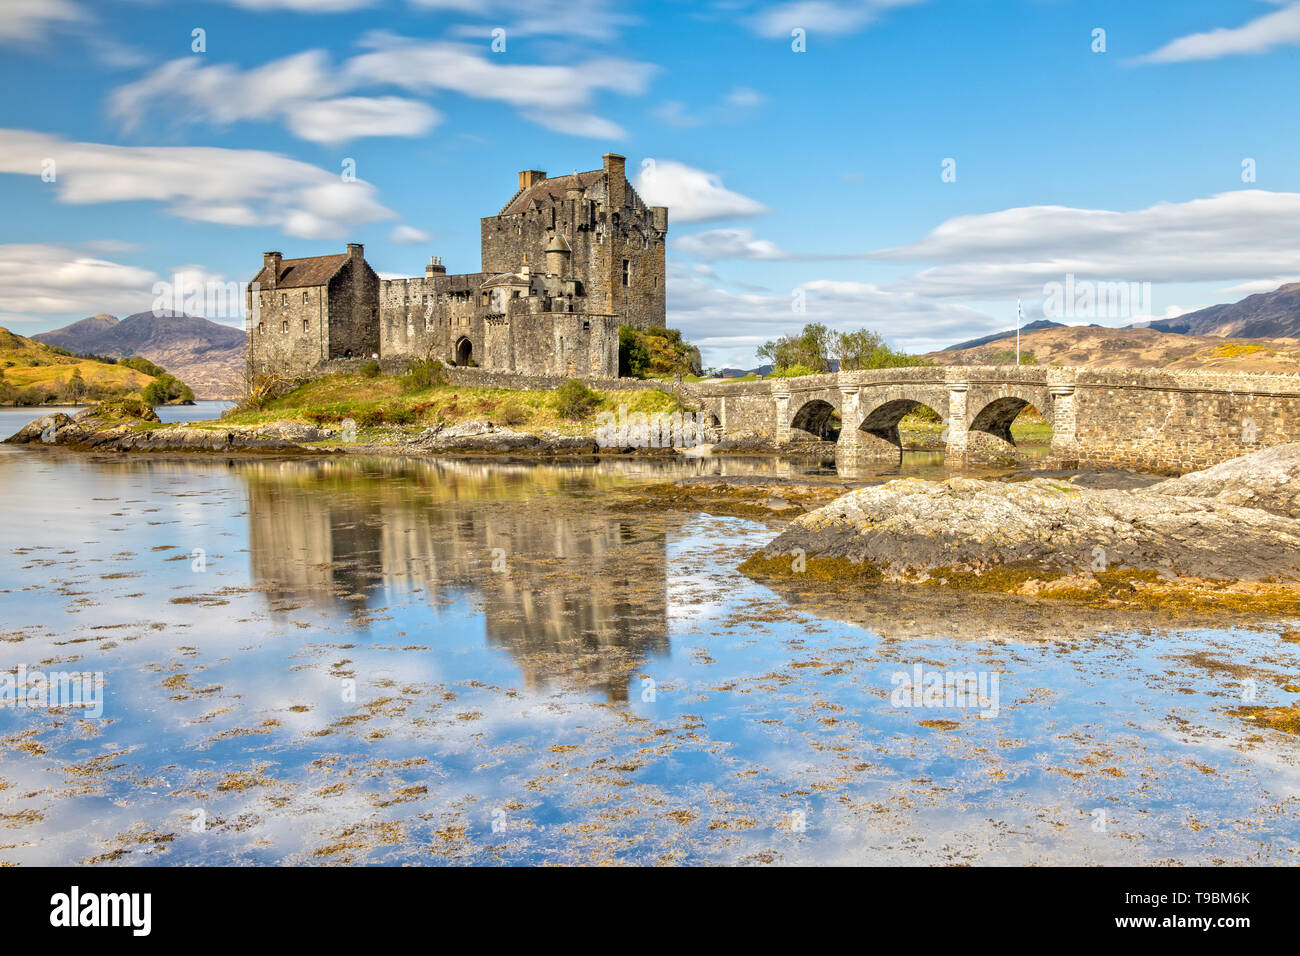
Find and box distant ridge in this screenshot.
[942,319,1066,352]
[35,311,243,399]
[1134,281,1300,339]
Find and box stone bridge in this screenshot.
[685,366,1300,473]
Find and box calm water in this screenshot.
[0,447,1297,865]
[0,400,234,438]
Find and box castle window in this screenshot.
[281,320,289,334]
[258,322,264,335]
[303,319,309,333]
[621,259,631,286]
[582,320,590,331]
[281,293,287,306]
[302,291,309,304]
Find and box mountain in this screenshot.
[1137,281,1300,338]
[942,319,1067,352]
[35,311,243,399]
[925,324,1300,372]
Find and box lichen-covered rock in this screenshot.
[256,421,333,442]
[5,412,73,444]
[750,475,1300,586]
[1152,442,1300,518]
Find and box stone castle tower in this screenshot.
[247,153,667,379]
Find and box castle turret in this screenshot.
[545,234,571,278]
[603,153,626,210]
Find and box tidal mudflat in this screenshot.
[1,448,1297,865]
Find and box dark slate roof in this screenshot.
[498,169,604,216]
[252,254,349,289]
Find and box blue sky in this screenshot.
[2,0,1300,367]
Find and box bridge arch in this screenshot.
[845,396,947,466]
[963,392,1053,461]
[789,397,840,441]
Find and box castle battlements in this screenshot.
[246,152,667,379]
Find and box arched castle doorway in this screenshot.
[454,337,472,366]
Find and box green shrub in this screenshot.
[498,403,529,426]
[141,373,195,406]
[768,364,818,379]
[120,356,166,378]
[360,359,382,378]
[554,379,599,420]
[401,358,446,392]
[13,386,52,406]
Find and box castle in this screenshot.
[246,153,667,380]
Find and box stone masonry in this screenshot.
[687,366,1300,474]
[247,153,667,380]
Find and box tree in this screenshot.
[757,322,832,373]
[64,368,88,403]
[759,323,929,375]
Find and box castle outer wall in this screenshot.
[247,153,664,382]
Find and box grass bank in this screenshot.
[211,370,687,440]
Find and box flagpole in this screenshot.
[1016,297,1022,367]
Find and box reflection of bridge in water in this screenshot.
[242,458,673,701]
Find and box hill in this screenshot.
[35,311,244,399]
[0,326,162,405]
[944,319,1067,352]
[1139,282,1300,338]
[925,324,1300,372]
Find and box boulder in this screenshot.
[1152,442,1300,518]
[749,475,1300,585]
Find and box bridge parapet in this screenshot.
[683,366,1300,473]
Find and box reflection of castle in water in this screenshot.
[242,458,670,701]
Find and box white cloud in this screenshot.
[410,0,636,41]
[634,161,768,223]
[666,261,996,366]
[0,0,81,44]
[653,86,764,127]
[0,243,158,322]
[1137,3,1300,63]
[872,190,1300,299]
[112,38,652,143]
[346,35,655,139]
[674,228,791,261]
[287,97,442,145]
[390,225,431,245]
[111,52,342,131]
[1212,277,1298,297]
[751,0,925,38]
[0,129,397,239]
[218,0,376,10]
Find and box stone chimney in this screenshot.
[347,242,364,261]
[518,169,547,190]
[603,153,626,210]
[425,255,447,278]
[263,251,282,289]
[651,206,668,234]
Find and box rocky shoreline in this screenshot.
[741,444,1300,614]
[10,407,1300,615]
